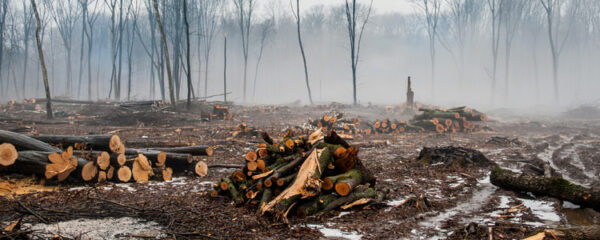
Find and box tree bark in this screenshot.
[153,0,176,107]
[0,130,60,152]
[491,167,600,212]
[31,0,53,119]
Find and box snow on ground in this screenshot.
[306,224,362,240]
[25,217,166,239]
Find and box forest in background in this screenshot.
[0,0,598,108]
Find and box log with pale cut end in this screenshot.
[132,160,151,183]
[317,185,377,216]
[135,154,152,171]
[334,169,363,196]
[96,152,111,170]
[491,167,600,211]
[0,143,18,166]
[116,154,126,166]
[221,177,242,204]
[155,152,166,167]
[109,135,125,154]
[232,170,246,182]
[245,151,257,162]
[333,146,358,174]
[191,160,208,177]
[82,161,98,181]
[256,160,266,172]
[117,166,132,182]
[163,167,173,181]
[98,171,107,182]
[0,130,60,152]
[276,174,296,187]
[247,161,258,171]
[107,166,115,180]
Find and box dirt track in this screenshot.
[1,103,599,239]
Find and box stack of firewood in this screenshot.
[1,99,42,112]
[212,129,385,220]
[366,106,488,134]
[0,130,213,184]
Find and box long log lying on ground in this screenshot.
[145,145,213,156]
[30,134,119,152]
[490,167,600,211]
[523,226,600,240]
[0,130,60,152]
[0,150,88,182]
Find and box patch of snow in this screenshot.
[25,217,166,239]
[306,224,362,240]
[333,211,351,219]
[518,198,561,222]
[562,201,580,209]
[115,184,136,192]
[68,187,87,191]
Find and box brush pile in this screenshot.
[0,129,212,184]
[212,129,384,220]
[366,106,488,134]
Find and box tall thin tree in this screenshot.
[153,0,176,107]
[232,0,255,102]
[291,0,313,104]
[344,0,373,105]
[31,0,52,119]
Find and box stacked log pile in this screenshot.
[212,129,385,220]
[0,130,213,184]
[366,106,489,134]
[308,113,360,135]
[1,99,42,112]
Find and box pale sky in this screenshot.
[298,0,414,14]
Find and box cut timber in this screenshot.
[191,160,208,177]
[81,161,98,181]
[491,167,600,211]
[334,169,363,196]
[245,151,257,162]
[317,185,377,216]
[0,130,60,152]
[152,167,174,181]
[0,143,18,166]
[96,152,111,170]
[109,135,125,154]
[117,166,132,182]
[260,146,334,216]
[523,226,600,240]
[107,166,115,180]
[148,145,213,156]
[30,134,116,151]
[296,194,339,218]
[132,160,149,183]
[98,171,107,182]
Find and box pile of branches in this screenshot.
[366,106,488,135]
[0,130,213,184]
[308,113,360,135]
[212,129,385,220]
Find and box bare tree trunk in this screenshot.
[223,34,227,102]
[293,0,313,105]
[0,0,8,96]
[153,0,176,107]
[77,0,87,99]
[183,0,192,109]
[31,0,53,119]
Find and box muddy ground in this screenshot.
[1,102,600,239]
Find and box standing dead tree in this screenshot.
[501,0,526,103]
[47,0,80,97]
[31,0,52,119]
[126,2,139,101]
[232,0,255,103]
[153,0,176,107]
[252,16,273,101]
[83,0,100,100]
[21,0,34,98]
[344,0,373,105]
[183,0,191,109]
[540,0,579,103]
[291,0,313,105]
[223,33,227,102]
[417,0,441,103]
[0,0,7,96]
[197,0,223,98]
[486,0,503,104]
[104,0,118,99]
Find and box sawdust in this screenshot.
[0,178,57,196]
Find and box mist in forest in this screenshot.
[0,0,598,109]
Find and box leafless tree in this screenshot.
[232,0,255,102]
[500,0,526,103]
[183,0,192,109]
[540,0,580,102]
[0,0,9,95]
[153,0,176,107]
[251,18,273,101]
[344,0,373,105]
[82,0,100,100]
[31,0,52,119]
[290,0,313,104]
[21,0,35,98]
[197,0,223,98]
[417,0,441,103]
[486,0,503,104]
[47,0,80,96]
[126,2,139,101]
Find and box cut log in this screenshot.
[245,151,257,162]
[417,146,493,167]
[524,226,600,240]
[190,160,208,177]
[296,194,339,218]
[107,166,115,180]
[490,167,600,211]
[30,134,116,151]
[96,152,111,170]
[334,169,363,196]
[81,161,98,181]
[0,143,18,166]
[117,166,132,182]
[0,130,60,152]
[148,145,213,156]
[317,185,377,216]
[98,171,107,182]
[109,135,125,154]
